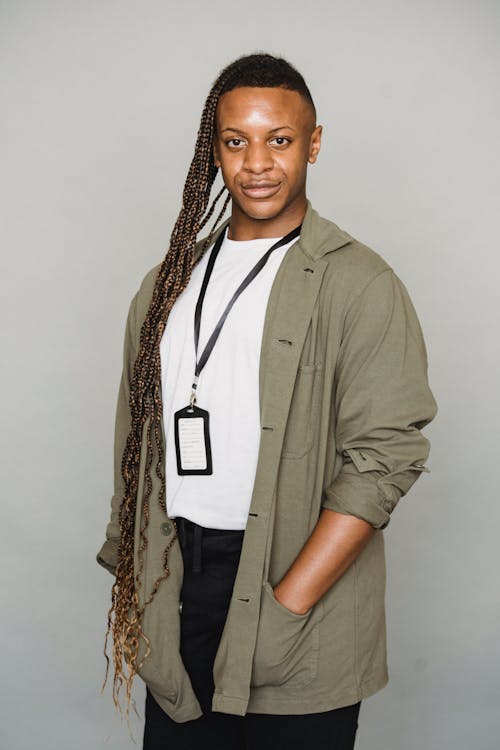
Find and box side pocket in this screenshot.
[250,581,322,690]
[135,595,180,704]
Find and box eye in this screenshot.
[270,136,291,147]
[225,138,246,148]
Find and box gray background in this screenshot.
[1,1,498,748]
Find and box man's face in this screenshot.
[213,86,322,229]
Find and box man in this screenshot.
[96,53,438,750]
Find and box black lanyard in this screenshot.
[189,223,301,405]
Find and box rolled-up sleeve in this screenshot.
[321,268,438,530]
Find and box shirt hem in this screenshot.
[211,673,389,717]
[148,688,204,723]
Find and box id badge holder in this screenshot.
[174,404,213,475]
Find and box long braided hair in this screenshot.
[101,52,315,716]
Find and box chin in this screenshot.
[234,196,288,222]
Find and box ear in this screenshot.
[213,134,221,169]
[308,124,323,164]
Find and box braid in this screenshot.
[101,51,313,720]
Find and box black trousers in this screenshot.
[143,516,361,750]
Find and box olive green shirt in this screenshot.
[96,200,438,722]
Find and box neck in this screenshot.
[227,197,307,241]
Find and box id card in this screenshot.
[173,404,213,475]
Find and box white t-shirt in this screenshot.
[159,226,296,529]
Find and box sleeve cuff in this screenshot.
[322,450,432,530]
[96,539,119,576]
[321,471,392,530]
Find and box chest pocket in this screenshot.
[282,362,323,459]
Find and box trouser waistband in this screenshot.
[174,516,245,574]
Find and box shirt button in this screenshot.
[161,521,173,535]
[179,600,183,614]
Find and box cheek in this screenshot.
[218,154,240,179]
[279,155,306,184]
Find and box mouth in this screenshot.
[240,181,281,200]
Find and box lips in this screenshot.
[240,181,281,199]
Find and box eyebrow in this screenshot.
[220,125,296,135]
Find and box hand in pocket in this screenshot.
[251,581,321,690]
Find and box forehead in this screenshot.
[215,86,313,131]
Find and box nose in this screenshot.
[242,142,274,175]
